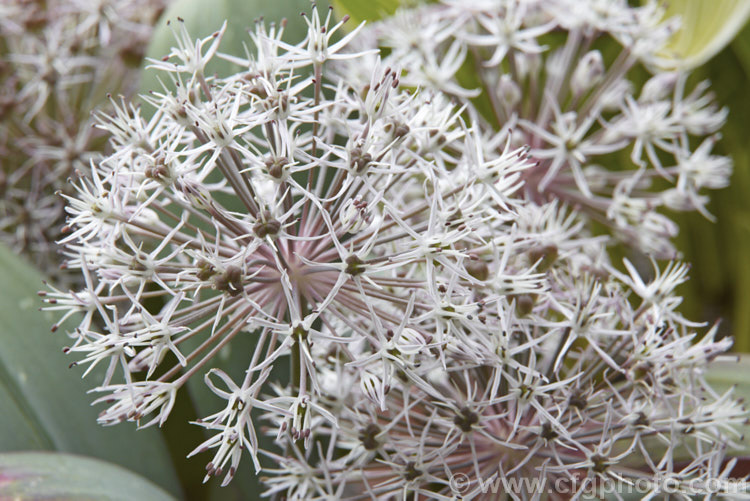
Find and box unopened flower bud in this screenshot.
[498,75,521,109]
[640,72,679,102]
[571,50,604,96]
[339,198,372,233]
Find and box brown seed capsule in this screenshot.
[253,211,281,238]
[568,390,587,410]
[349,147,372,174]
[358,423,381,450]
[590,454,609,473]
[266,157,289,179]
[529,244,558,271]
[403,461,422,481]
[345,255,365,276]
[453,406,479,432]
[514,294,535,316]
[214,266,243,296]
[196,260,216,281]
[465,257,489,282]
[540,422,558,441]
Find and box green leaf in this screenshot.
[705,355,750,453]
[0,244,181,496]
[139,0,312,97]
[706,354,750,389]
[0,451,174,501]
[0,380,47,450]
[671,22,750,353]
[656,0,750,69]
[332,0,400,25]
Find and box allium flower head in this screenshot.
[44,1,748,498]
[347,0,731,259]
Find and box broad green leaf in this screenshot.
[0,451,174,501]
[0,244,181,496]
[139,0,312,97]
[0,378,47,450]
[705,354,750,452]
[657,0,750,69]
[706,354,750,390]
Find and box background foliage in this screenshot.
[676,19,750,351]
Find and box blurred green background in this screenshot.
[674,19,750,351]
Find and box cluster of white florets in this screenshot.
[0,0,166,280]
[43,1,747,498]
[347,0,731,259]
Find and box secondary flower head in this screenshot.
[348,0,731,259]
[0,0,167,283]
[44,1,747,497]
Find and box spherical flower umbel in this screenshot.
[44,1,748,498]
[348,0,731,259]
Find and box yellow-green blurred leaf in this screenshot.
[332,0,425,24]
[657,0,750,69]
